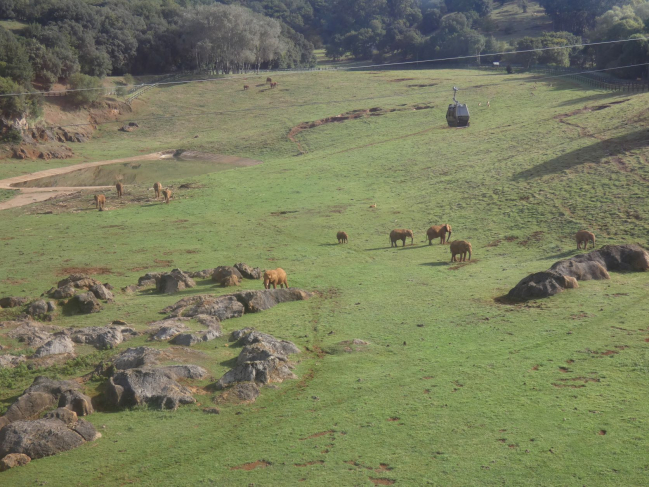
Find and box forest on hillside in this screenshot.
[1,0,648,130]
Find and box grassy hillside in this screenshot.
[486,1,554,42]
[1,67,649,486]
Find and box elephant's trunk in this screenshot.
[447,230,452,242]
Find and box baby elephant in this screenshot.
[162,189,172,204]
[390,229,414,247]
[337,231,348,244]
[450,240,472,262]
[94,194,106,211]
[263,268,288,289]
[575,230,595,250]
[427,224,452,245]
[116,182,124,198]
[153,182,162,199]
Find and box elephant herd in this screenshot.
[92,181,172,211]
[336,224,597,263]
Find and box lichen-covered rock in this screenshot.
[214,382,260,404]
[107,368,196,410]
[23,376,80,396]
[90,283,114,302]
[156,269,196,294]
[163,295,245,321]
[112,347,162,370]
[0,392,57,430]
[158,365,208,380]
[234,263,262,280]
[216,357,296,390]
[33,336,75,358]
[234,289,311,313]
[170,324,222,346]
[71,325,137,349]
[211,266,243,284]
[0,355,27,369]
[550,259,610,281]
[236,330,300,357]
[149,319,189,341]
[507,271,572,301]
[69,292,102,314]
[0,453,31,471]
[26,300,49,317]
[0,417,99,460]
[58,390,94,416]
[0,297,29,309]
[137,272,162,288]
[7,322,55,348]
[52,284,76,299]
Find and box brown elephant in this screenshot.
[390,229,414,247]
[243,85,249,90]
[162,189,172,204]
[427,224,452,245]
[263,268,288,289]
[153,182,162,199]
[116,182,124,198]
[270,82,278,89]
[337,231,348,244]
[266,77,272,84]
[450,240,472,262]
[575,230,595,250]
[94,194,106,211]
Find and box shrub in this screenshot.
[67,73,102,107]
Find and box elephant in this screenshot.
[266,77,272,84]
[162,189,172,204]
[243,85,249,90]
[390,229,414,247]
[263,268,288,289]
[426,224,452,245]
[153,182,162,199]
[94,194,106,211]
[575,230,595,250]
[450,240,472,262]
[116,182,124,198]
[337,231,348,244]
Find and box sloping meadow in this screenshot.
[1,69,649,485]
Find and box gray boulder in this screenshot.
[47,301,56,312]
[24,376,80,396]
[550,259,610,281]
[585,244,649,272]
[234,263,262,280]
[0,355,27,369]
[234,289,311,313]
[156,269,196,294]
[230,327,255,341]
[26,300,49,317]
[113,347,163,370]
[34,336,75,358]
[211,266,243,285]
[164,295,245,321]
[7,322,54,348]
[0,297,29,309]
[507,271,576,301]
[138,272,162,288]
[0,392,57,430]
[214,382,260,404]
[58,390,94,416]
[0,417,100,460]
[57,274,95,289]
[52,284,76,299]
[107,368,196,410]
[71,325,137,349]
[158,365,209,380]
[170,324,222,346]
[236,330,300,357]
[187,269,217,279]
[149,319,189,341]
[0,453,31,471]
[216,357,296,390]
[70,292,102,314]
[90,283,114,302]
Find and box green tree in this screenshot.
[67,73,102,107]
[0,76,27,120]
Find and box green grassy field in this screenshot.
[1,67,649,486]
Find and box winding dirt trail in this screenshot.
[0,151,172,211]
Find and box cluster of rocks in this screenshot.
[45,274,114,315]
[215,329,300,396]
[0,321,139,369]
[148,315,222,346]
[507,244,649,301]
[100,347,208,410]
[0,377,99,471]
[124,263,262,295]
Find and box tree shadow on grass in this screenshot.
[319,243,339,247]
[553,93,631,109]
[513,129,649,180]
[419,262,450,267]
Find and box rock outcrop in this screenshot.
[33,336,75,358]
[211,266,243,285]
[235,289,311,313]
[0,453,31,471]
[112,347,163,370]
[71,324,137,349]
[507,244,649,301]
[0,297,29,309]
[106,368,197,410]
[0,355,27,369]
[234,263,262,280]
[155,269,196,294]
[26,300,49,317]
[170,324,222,346]
[68,292,102,314]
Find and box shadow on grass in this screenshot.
[513,129,649,180]
[553,93,630,109]
[319,243,339,247]
[419,262,449,267]
[542,250,579,261]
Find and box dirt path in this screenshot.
[0,151,173,211]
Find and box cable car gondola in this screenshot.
[446,86,470,127]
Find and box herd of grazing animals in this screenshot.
[335,223,597,263]
[92,181,171,211]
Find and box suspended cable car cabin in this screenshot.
[446,86,470,127]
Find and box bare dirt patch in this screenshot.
[505,236,518,242]
[486,240,501,248]
[387,417,400,422]
[231,460,271,471]
[518,231,544,247]
[369,477,396,485]
[449,259,479,271]
[387,78,415,82]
